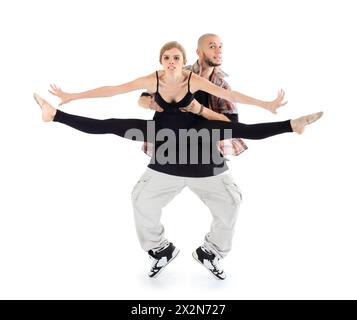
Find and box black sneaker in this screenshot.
[192,246,226,280]
[148,243,180,278]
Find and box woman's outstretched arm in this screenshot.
[48,73,156,106]
[190,73,287,114]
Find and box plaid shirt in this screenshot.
[142,60,248,156]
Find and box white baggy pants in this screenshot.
[131,168,242,259]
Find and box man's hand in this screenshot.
[138,95,164,112]
[48,84,73,106]
[264,89,288,114]
[180,99,202,114]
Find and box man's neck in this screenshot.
[198,60,215,80]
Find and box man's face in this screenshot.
[200,36,223,67]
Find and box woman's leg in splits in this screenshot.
[54,110,150,141]
[193,119,292,140]
[192,111,323,139]
[34,94,151,142]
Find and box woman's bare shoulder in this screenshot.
[190,71,207,83]
[143,71,159,80]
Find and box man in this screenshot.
[134,34,247,280]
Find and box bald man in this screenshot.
[134,34,246,280]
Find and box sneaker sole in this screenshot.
[192,251,226,280]
[150,248,180,278]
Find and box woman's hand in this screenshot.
[264,89,288,114]
[48,84,73,106]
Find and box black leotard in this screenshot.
[152,71,196,133]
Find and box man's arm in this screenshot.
[200,107,231,121]
[181,99,231,121]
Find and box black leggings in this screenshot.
[53,110,293,141]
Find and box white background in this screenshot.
[0,0,356,299]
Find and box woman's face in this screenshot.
[161,48,184,72]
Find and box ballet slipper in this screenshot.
[292,111,323,134]
[33,93,56,122]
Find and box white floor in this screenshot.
[1,0,356,299]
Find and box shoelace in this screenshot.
[211,258,223,273]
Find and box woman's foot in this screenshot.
[33,93,57,122]
[291,111,323,134]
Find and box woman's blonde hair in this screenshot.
[159,41,187,65]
